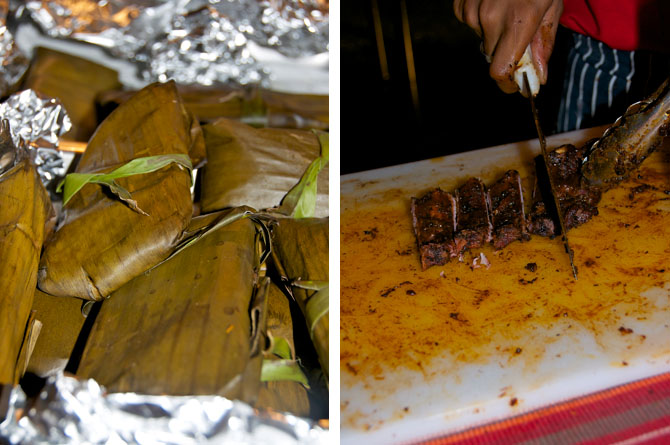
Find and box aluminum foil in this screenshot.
[0,373,328,444]
[0,0,29,97]
[17,0,329,87]
[0,89,72,187]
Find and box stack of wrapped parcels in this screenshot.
[0,46,329,434]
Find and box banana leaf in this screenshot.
[256,281,311,416]
[275,132,328,219]
[271,217,329,381]
[199,118,328,217]
[0,157,52,384]
[21,47,122,142]
[76,214,267,400]
[99,87,248,124]
[262,90,329,130]
[99,86,328,130]
[26,290,87,378]
[38,81,206,301]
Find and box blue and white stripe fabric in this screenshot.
[557,32,636,133]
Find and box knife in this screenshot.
[516,46,578,280]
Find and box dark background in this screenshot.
[341,0,571,175]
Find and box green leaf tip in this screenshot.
[276,131,329,218]
[261,359,310,387]
[270,336,294,361]
[305,286,329,334]
[59,154,193,213]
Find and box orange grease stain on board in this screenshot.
[341,150,670,392]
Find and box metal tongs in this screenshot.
[515,46,578,280]
[581,76,670,187]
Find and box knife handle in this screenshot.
[514,45,540,98]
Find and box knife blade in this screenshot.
[516,47,578,280]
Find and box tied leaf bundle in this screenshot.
[272,217,329,381]
[0,130,53,384]
[38,81,206,301]
[199,118,329,217]
[76,214,267,400]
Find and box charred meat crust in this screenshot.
[546,144,585,184]
[527,201,556,238]
[411,189,456,270]
[528,144,602,237]
[488,170,529,249]
[410,189,456,245]
[547,145,601,230]
[558,185,601,229]
[527,153,559,237]
[418,244,451,271]
[454,177,492,252]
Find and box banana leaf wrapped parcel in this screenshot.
[272,217,329,381]
[38,81,206,301]
[98,87,246,125]
[262,90,328,130]
[99,86,328,130]
[25,290,87,378]
[0,122,53,385]
[21,47,121,142]
[199,118,328,217]
[76,211,268,401]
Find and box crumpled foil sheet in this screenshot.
[0,0,29,97]
[16,0,329,86]
[0,89,72,187]
[0,373,328,444]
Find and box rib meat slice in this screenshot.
[411,188,456,270]
[528,144,602,237]
[454,177,492,255]
[527,155,559,237]
[488,170,529,249]
[547,144,602,229]
[527,201,556,238]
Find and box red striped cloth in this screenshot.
[418,372,670,444]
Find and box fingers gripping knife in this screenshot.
[515,46,579,280]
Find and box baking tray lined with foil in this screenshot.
[5,0,328,93]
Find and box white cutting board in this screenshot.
[340,125,670,444]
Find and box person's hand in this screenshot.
[453,0,563,93]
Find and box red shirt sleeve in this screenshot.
[560,0,670,53]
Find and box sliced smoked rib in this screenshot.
[454,177,492,256]
[488,170,529,249]
[411,188,456,270]
[527,155,559,238]
[411,188,456,245]
[410,144,605,270]
[527,201,556,238]
[547,144,602,229]
[528,144,602,237]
